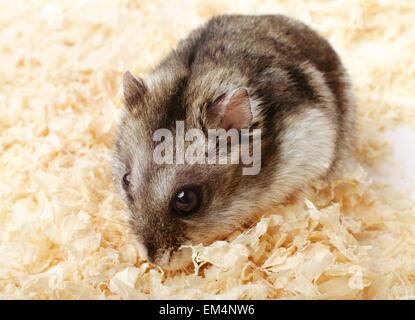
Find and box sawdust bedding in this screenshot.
[1,0,415,299]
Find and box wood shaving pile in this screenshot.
[1,0,415,299]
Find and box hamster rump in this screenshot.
[112,14,355,270]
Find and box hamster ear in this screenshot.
[208,87,253,130]
[122,71,146,107]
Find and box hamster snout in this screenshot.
[112,14,355,270]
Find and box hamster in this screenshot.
[112,14,355,270]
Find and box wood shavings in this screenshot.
[1,0,415,299]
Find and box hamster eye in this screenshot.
[171,186,202,216]
[122,172,131,189]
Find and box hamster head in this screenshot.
[113,69,265,270]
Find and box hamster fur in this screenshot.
[112,14,355,270]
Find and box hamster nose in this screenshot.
[142,241,170,267]
[143,241,157,264]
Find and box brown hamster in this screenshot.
[112,14,355,270]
